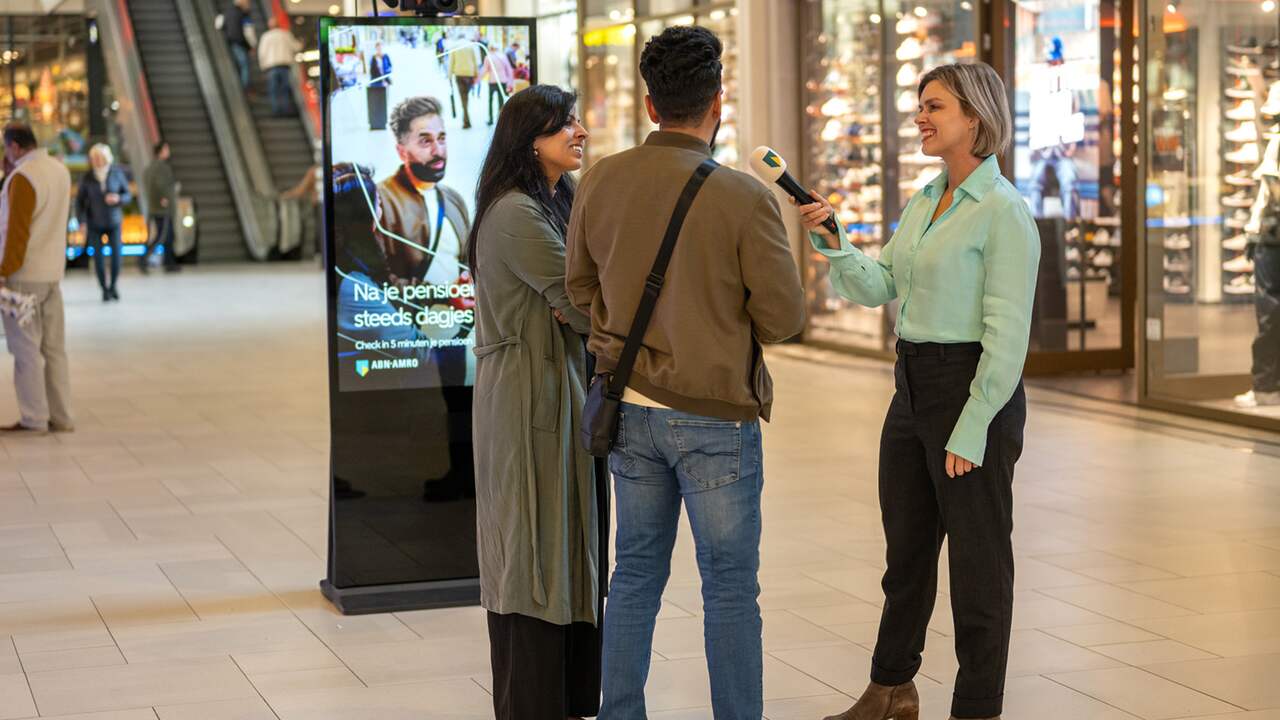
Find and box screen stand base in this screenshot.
[320,578,480,615]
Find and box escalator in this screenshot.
[245,57,316,194]
[125,0,245,262]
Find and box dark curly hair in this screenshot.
[331,162,390,284]
[639,26,723,126]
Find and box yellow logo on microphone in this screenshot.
[762,150,783,169]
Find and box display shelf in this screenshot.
[1219,32,1278,301]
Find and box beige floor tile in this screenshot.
[1175,712,1280,720]
[1075,564,1182,584]
[998,674,1141,719]
[230,648,344,676]
[787,601,884,628]
[12,627,117,655]
[27,658,258,716]
[7,711,159,720]
[1134,609,1280,657]
[650,708,714,720]
[1110,543,1280,577]
[393,605,489,641]
[1142,655,1280,710]
[1120,572,1280,614]
[333,636,492,686]
[1039,584,1198,621]
[0,672,37,719]
[111,616,326,663]
[1090,640,1219,666]
[92,591,200,629]
[763,694,857,720]
[1043,622,1166,647]
[247,666,364,699]
[264,678,493,720]
[769,642,875,696]
[1049,666,1240,719]
[20,644,128,673]
[154,697,278,720]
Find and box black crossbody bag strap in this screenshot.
[605,157,719,399]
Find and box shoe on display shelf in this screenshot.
[1094,249,1114,268]
[895,15,919,34]
[1227,100,1258,121]
[896,90,916,114]
[1263,82,1280,115]
[1235,389,1280,407]
[1225,87,1255,100]
[1226,121,1260,143]
[897,63,919,87]
[1163,256,1190,272]
[1225,276,1256,294]
[1224,254,1256,273]
[1091,228,1115,246]
[1226,171,1260,186]
[1065,246,1082,263]
[820,96,853,118]
[1224,234,1251,251]
[1228,38,1262,55]
[1223,190,1257,207]
[1228,65,1263,78]
[1067,266,1082,280]
[1163,276,1192,295]
[1226,143,1261,164]
[1225,209,1252,228]
[1164,233,1192,250]
[896,37,923,61]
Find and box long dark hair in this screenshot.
[468,84,578,275]
[332,162,390,285]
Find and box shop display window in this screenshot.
[1011,0,1125,354]
[801,0,975,353]
[1144,0,1280,425]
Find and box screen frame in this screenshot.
[319,14,539,599]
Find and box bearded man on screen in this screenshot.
[377,95,474,384]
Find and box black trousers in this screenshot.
[143,214,177,269]
[1252,243,1280,393]
[487,612,602,719]
[455,76,475,127]
[871,341,1025,719]
[88,224,122,292]
[488,82,506,123]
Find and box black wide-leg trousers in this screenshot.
[869,341,1026,719]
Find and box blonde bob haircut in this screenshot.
[88,143,114,165]
[917,62,1012,158]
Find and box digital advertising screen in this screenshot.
[323,16,534,393]
[320,16,536,610]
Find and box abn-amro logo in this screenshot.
[355,359,370,378]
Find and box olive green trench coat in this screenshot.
[472,191,602,626]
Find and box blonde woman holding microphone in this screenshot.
[796,62,1039,720]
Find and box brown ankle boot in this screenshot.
[823,680,920,720]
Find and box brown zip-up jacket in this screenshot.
[565,131,805,422]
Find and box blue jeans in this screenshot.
[601,404,764,720]
[266,66,294,115]
[228,42,251,89]
[88,223,122,292]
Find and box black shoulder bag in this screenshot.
[581,157,719,458]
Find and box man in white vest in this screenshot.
[0,123,74,434]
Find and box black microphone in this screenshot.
[750,146,839,236]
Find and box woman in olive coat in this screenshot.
[468,84,600,720]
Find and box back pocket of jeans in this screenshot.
[668,419,742,492]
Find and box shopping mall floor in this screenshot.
[2,266,1280,720]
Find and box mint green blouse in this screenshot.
[811,154,1040,465]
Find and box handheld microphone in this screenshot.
[749,146,840,236]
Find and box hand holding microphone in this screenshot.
[749,146,840,241]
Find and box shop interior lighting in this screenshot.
[1265,0,1277,12]
[913,5,928,16]
[328,4,340,14]
[960,1,972,10]
[870,12,882,23]
[710,9,726,20]
[1166,2,1176,12]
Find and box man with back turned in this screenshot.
[565,25,805,720]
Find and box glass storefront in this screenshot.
[0,14,146,261]
[1142,1,1280,428]
[801,0,977,353]
[582,0,740,167]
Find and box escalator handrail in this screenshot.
[175,0,276,260]
[93,0,162,214]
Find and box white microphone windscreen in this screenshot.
[749,146,787,183]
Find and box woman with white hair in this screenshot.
[76,143,132,302]
[796,62,1039,720]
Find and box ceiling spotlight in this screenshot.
[913,6,928,17]
[1166,2,1176,11]
[870,12,882,23]
[1265,0,1277,11]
